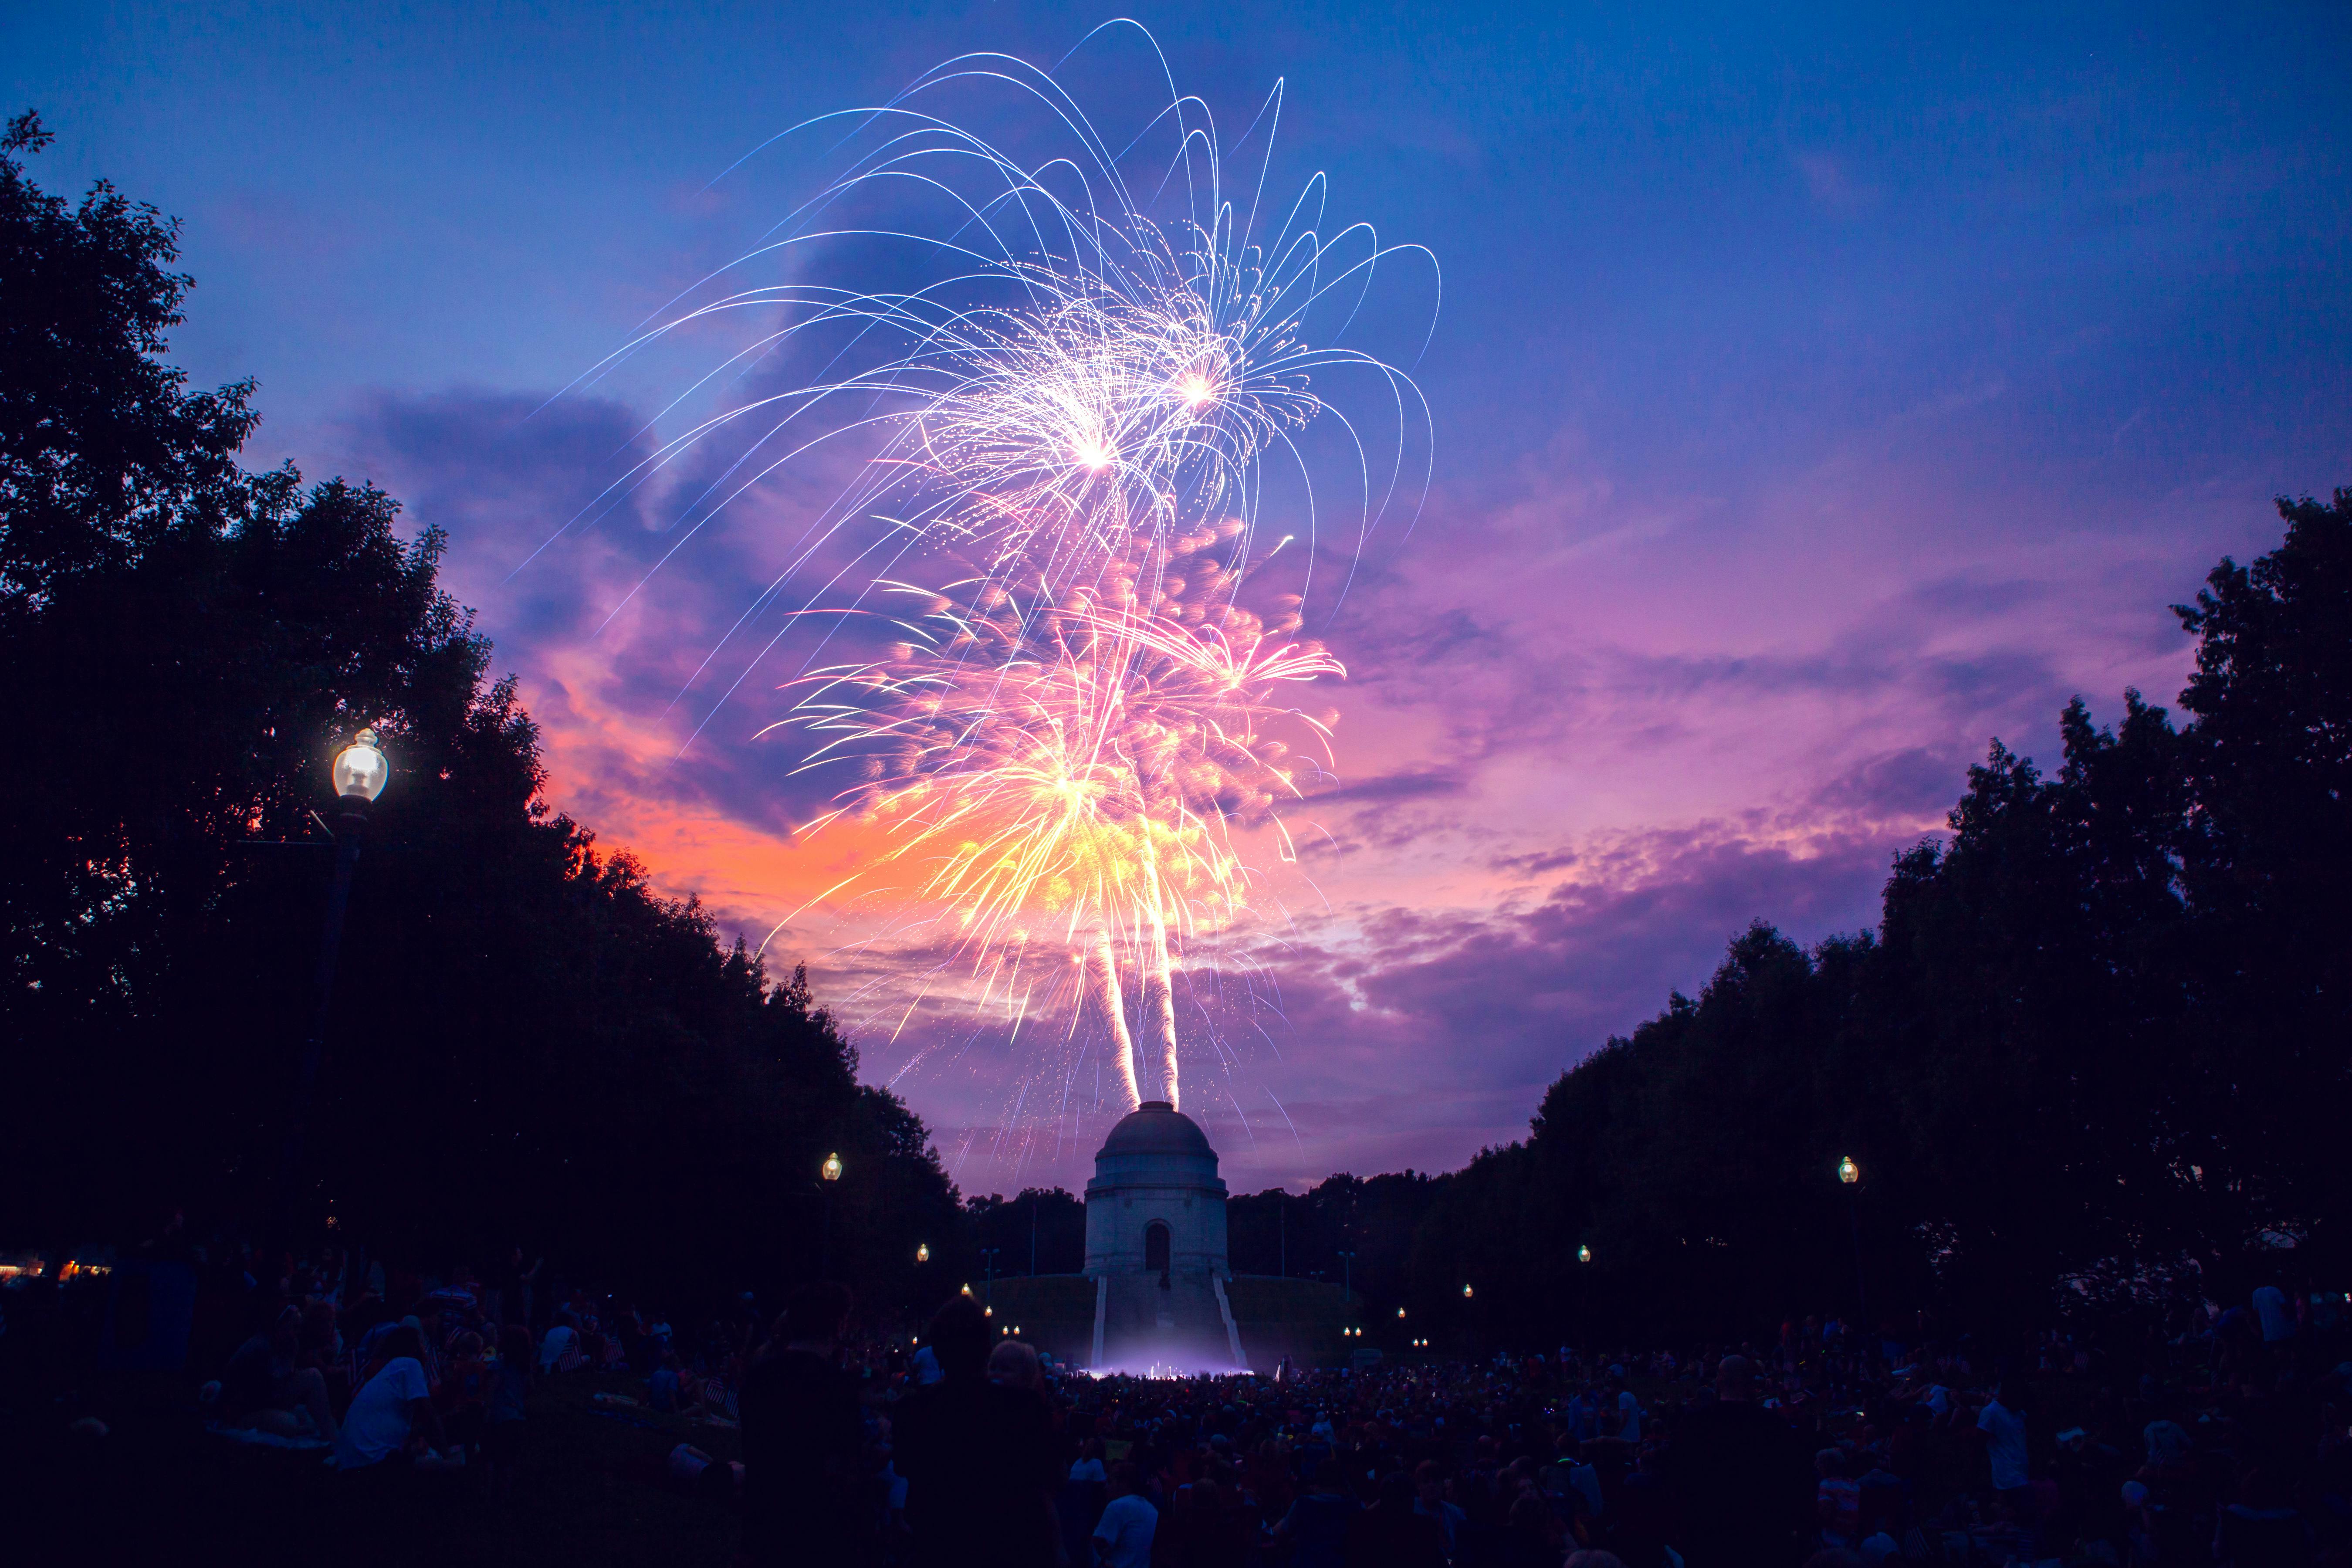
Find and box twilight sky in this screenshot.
[13,2,2350,1193]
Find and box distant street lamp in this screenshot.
[1462,1284,1474,1298]
[1837,1155,1868,1342]
[1338,1248,1357,1302]
[1577,1244,1592,1264]
[916,1242,930,1264]
[275,727,390,1239]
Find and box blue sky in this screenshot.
[12,1,2349,1191]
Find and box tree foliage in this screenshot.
[0,112,257,608]
[0,117,964,1312]
[1409,491,2352,1346]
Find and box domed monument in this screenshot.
[981,1099,1357,1376]
[1084,1100,1247,1372]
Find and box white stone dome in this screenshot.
[1086,1101,1225,1195]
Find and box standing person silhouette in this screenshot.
[739,1282,867,1565]
[1658,1355,1813,1568]
[893,1295,1061,1567]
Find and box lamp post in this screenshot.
[981,1247,1001,1309]
[1338,1249,1357,1305]
[820,1151,843,1277]
[1838,1155,1868,1344]
[275,728,389,1241]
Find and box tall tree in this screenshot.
[0,111,255,609]
[0,117,966,1309]
[1410,492,2349,1344]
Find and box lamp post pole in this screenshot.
[1838,1155,1868,1344]
[1338,1249,1357,1305]
[274,728,389,1246]
[820,1152,843,1277]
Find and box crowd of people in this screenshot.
[26,1222,2346,1567]
[721,1282,2352,1568]
[206,1244,573,1484]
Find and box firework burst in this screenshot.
[588,25,1435,1137]
[772,531,1341,1108]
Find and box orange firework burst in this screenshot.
[774,529,1339,1109]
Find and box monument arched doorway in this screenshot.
[1143,1220,1171,1273]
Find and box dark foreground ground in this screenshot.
[10,1370,742,1566]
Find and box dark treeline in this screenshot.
[966,1188,1087,1277]
[1228,1174,1440,1299]
[1401,487,2352,1348]
[0,114,968,1314]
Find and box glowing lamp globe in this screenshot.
[1462,1284,1474,1298]
[332,728,389,802]
[1577,1244,1592,1264]
[916,1242,930,1264]
[1838,1155,1860,1185]
[821,1152,844,1183]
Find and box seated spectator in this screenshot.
[647,1348,685,1412]
[1164,1474,1253,1568]
[481,1324,532,1502]
[537,1318,579,1374]
[335,1325,447,1472]
[1058,1437,1110,1565]
[2213,1467,2314,1565]
[666,1441,742,1497]
[297,1300,342,1372]
[1500,1486,1560,1568]
[2142,1414,2193,1472]
[1351,1469,1448,1568]
[1414,1461,1468,1557]
[219,1304,339,1443]
[988,1337,1044,1392]
[1276,1458,1360,1568]
[1091,1459,1159,1568]
[1816,1448,1861,1547]
[437,1330,491,1450]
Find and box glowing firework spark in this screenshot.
[578,25,1436,1135]
[773,532,1340,1108]
[550,30,1436,634]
